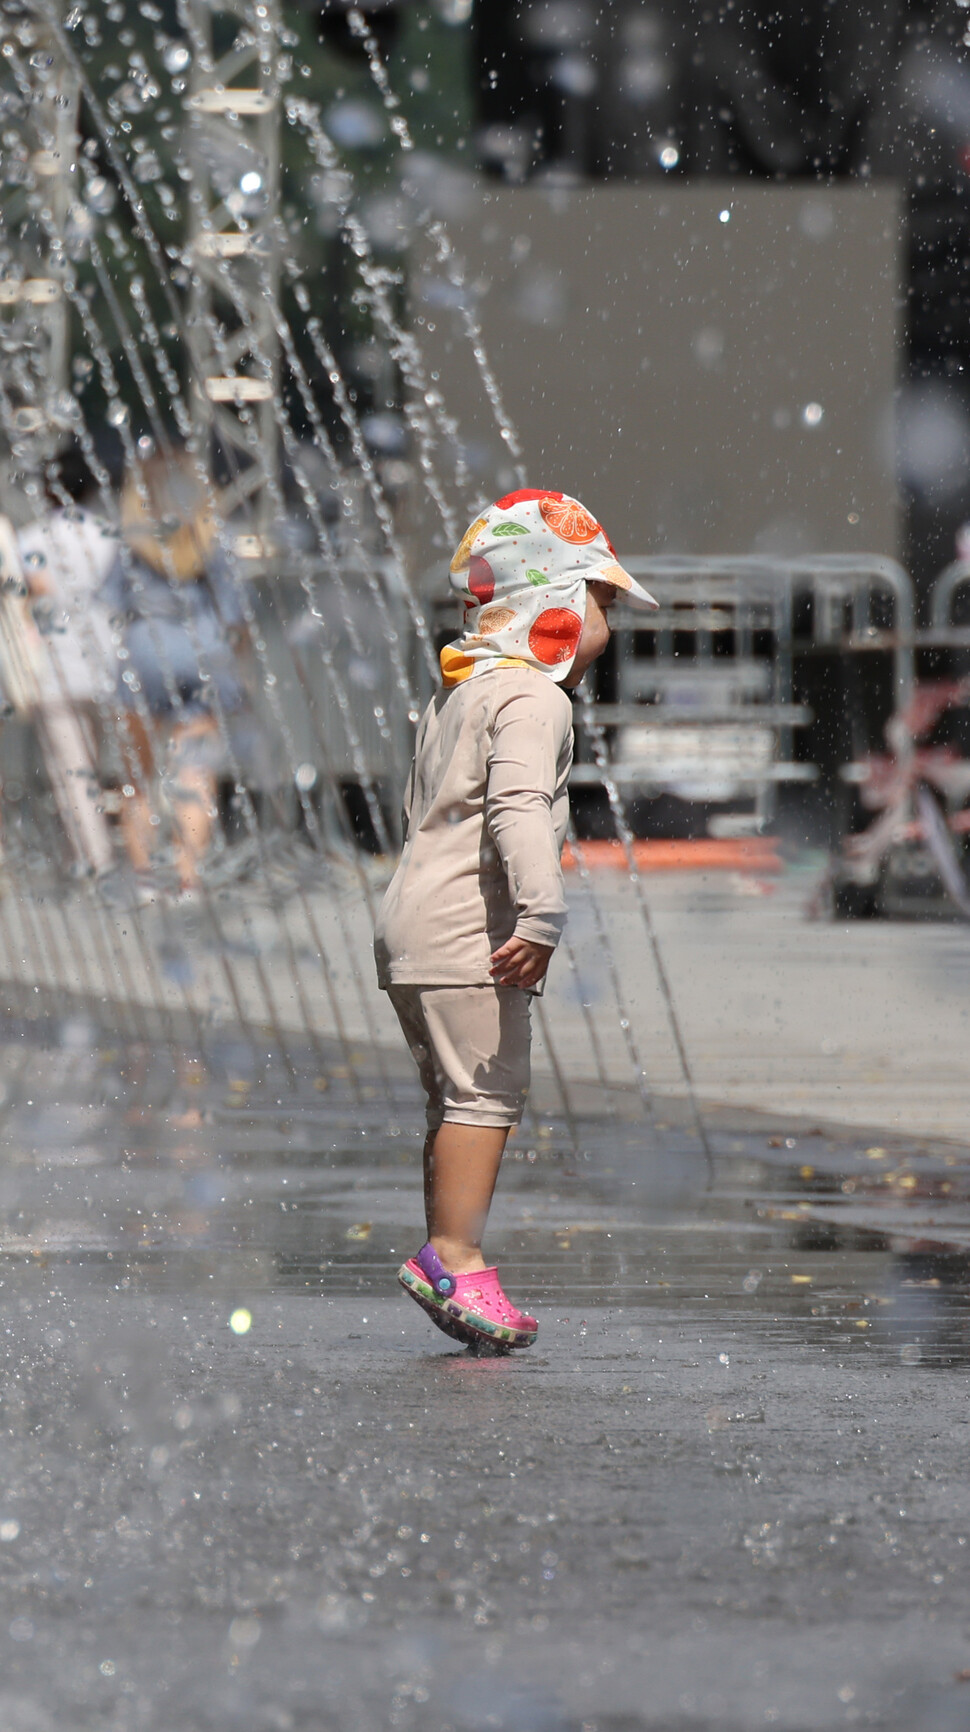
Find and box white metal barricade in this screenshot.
[571,555,915,829]
[928,561,970,646]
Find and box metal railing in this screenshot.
[570,554,915,820]
[928,560,970,643]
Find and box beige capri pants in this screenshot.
[386,984,531,1130]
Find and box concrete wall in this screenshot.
[410,183,902,572]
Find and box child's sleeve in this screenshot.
[485,686,572,950]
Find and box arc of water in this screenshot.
[343,9,527,490]
[83,233,380,894]
[0,59,195,1045]
[33,29,432,850]
[530,996,578,1149]
[20,50,370,1094]
[280,287,441,684]
[175,240,407,1039]
[231,192,589,1136]
[286,99,463,543]
[170,230,413,1097]
[174,256,406,1097]
[15,542,183,1049]
[575,689,714,1176]
[36,391,249,1064]
[563,819,659,1125]
[0,7,76,486]
[168,218,424,921]
[41,258,292,1075]
[557,923,621,1123]
[177,238,475,1113]
[290,76,638,1134]
[18,6,699,1156]
[19,37,385,1094]
[344,13,711,1154]
[280,102,613,1135]
[0,63,207,1059]
[33,466,193,1052]
[20,233,321,1090]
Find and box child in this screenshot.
[374,489,658,1351]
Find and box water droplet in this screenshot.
[229,1307,252,1334]
[229,1616,261,1649]
[163,41,190,72]
[106,400,129,427]
[117,79,153,113]
[802,401,824,427]
[132,150,162,184]
[84,175,116,215]
[324,98,385,150]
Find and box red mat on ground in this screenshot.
[561,837,783,873]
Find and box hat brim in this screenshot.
[590,561,659,610]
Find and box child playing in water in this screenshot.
[374,489,657,1351]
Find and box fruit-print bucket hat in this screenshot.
[440,488,659,688]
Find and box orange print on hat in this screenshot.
[528,607,583,665]
[472,605,517,637]
[538,496,601,544]
[450,516,487,573]
[598,561,632,590]
[440,644,477,685]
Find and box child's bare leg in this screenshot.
[425,1122,510,1274]
[118,711,156,876]
[171,765,216,889]
[169,717,219,889]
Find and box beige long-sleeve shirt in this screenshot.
[374,666,574,989]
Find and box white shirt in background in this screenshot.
[15,508,119,707]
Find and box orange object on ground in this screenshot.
[561,837,783,873]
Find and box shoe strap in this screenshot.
[414,1242,456,1298]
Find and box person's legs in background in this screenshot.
[166,713,220,891]
[117,708,158,881]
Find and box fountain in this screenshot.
[0,0,705,1151]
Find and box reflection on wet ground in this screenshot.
[3,1018,970,1730]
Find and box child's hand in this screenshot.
[489,936,554,989]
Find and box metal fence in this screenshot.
[569,554,916,831]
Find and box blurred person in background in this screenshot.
[7,447,119,879]
[103,450,249,899]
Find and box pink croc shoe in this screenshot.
[398,1243,538,1352]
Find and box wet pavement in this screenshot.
[2,1022,970,1731]
[6,855,970,1141]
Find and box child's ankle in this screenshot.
[428,1236,488,1275]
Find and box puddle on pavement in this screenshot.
[2,1017,969,1371]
